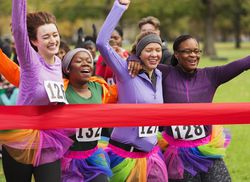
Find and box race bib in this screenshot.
[76,128,102,142]
[44,81,68,104]
[139,126,158,137]
[171,125,206,140]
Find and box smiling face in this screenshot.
[174,38,201,73]
[68,51,93,84]
[139,42,162,72]
[110,30,123,47]
[31,23,60,61]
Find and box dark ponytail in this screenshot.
[171,55,178,66]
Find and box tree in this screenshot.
[201,0,217,57]
[232,0,248,48]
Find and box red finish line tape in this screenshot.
[1,103,250,129]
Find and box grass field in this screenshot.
[200,42,250,182]
[0,42,250,181]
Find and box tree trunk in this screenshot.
[233,0,242,49]
[234,14,241,49]
[202,0,217,57]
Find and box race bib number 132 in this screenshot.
[76,128,102,142]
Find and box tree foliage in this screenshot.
[1,0,250,52]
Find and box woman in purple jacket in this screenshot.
[157,34,250,182]
[96,0,168,181]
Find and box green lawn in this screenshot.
[0,42,250,181]
[200,42,250,182]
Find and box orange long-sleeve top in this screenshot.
[0,49,117,103]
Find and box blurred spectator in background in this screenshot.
[95,26,129,85]
[0,74,18,105]
[56,40,70,60]
[0,37,12,58]
[138,16,172,64]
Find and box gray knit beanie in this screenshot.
[135,34,162,57]
[62,48,93,75]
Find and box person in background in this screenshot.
[0,37,12,58]
[138,16,172,65]
[95,25,129,85]
[75,27,85,48]
[77,40,97,66]
[0,74,18,105]
[96,0,168,181]
[57,40,70,60]
[85,24,98,43]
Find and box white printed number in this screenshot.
[139,126,158,137]
[171,125,206,140]
[44,81,68,104]
[76,128,102,142]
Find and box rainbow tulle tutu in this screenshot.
[106,145,168,182]
[0,129,74,166]
[158,125,231,179]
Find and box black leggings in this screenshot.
[90,174,109,182]
[2,146,61,182]
[169,159,231,182]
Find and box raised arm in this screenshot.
[209,56,250,86]
[96,0,130,81]
[0,49,20,87]
[12,0,37,69]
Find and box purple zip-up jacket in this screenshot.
[158,58,250,137]
[96,0,163,152]
[158,59,250,103]
[12,0,63,105]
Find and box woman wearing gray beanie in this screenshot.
[96,0,168,181]
[60,48,114,182]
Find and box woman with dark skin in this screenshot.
[95,26,129,85]
[158,35,234,182]
[61,48,113,182]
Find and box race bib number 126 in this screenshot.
[44,81,68,104]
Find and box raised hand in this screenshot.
[118,0,130,9]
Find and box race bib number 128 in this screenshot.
[171,125,206,140]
